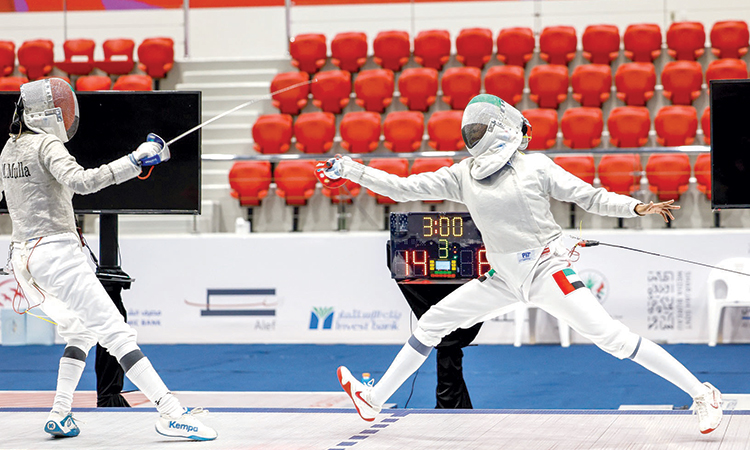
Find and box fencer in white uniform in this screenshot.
[1,78,216,441]
[321,94,723,434]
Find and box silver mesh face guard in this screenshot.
[21,78,79,142]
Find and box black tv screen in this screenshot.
[711,79,750,210]
[0,91,201,214]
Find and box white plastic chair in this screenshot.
[707,257,750,346]
[514,304,571,347]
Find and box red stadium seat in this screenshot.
[411,157,454,175]
[705,58,748,86]
[373,30,410,72]
[75,75,111,91]
[311,70,351,114]
[553,155,596,184]
[270,71,310,115]
[137,37,175,79]
[18,39,54,80]
[710,20,750,59]
[571,64,612,107]
[112,74,153,91]
[354,69,394,113]
[666,22,706,61]
[413,29,451,71]
[383,111,424,152]
[522,108,559,150]
[582,24,620,64]
[367,158,410,204]
[293,112,336,154]
[98,38,135,76]
[701,107,711,145]
[661,61,703,105]
[539,26,577,66]
[0,41,15,76]
[456,27,493,69]
[614,62,656,106]
[645,154,692,201]
[496,27,535,67]
[623,23,662,63]
[274,160,318,206]
[398,67,438,112]
[598,154,642,195]
[427,110,464,151]
[252,114,293,154]
[607,106,651,148]
[411,157,454,204]
[694,153,711,199]
[339,111,381,153]
[56,38,95,76]
[0,76,28,91]
[528,64,569,109]
[441,66,482,110]
[229,161,272,207]
[290,33,327,75]
[331,32,368,73]
[484,65,524,106]
[561,107,603,149]
[654,105,698,146]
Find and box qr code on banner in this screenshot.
[646,270,692,331]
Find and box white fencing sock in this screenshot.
[630,337,707,398]
[370,335,432,406]
[120,350,185,418]
[52,356,86,413]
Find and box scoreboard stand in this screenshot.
[387,212,491,409]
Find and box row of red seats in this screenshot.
[0,37,174,81]
[0,74,154,91]
[289,21,749,75]
[526,105,711,151]
[251,104,710,156]
[227,153,712,210]
[252,110,459,154]
[269,57,747,117]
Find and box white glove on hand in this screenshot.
[129,133,171,167]
[315,155,350,189]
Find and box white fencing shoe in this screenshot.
[44,411,80,438]
[337,366,381,422]
[155,407,217,441]
[693,382,722,434]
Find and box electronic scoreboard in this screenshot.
[388,212,490,281]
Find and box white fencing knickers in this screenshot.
[412,251,641,360]
[11,232,139,360]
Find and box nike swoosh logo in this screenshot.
[355,391,374,408]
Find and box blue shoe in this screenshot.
[44,411,80,438]
[155,407,217,441]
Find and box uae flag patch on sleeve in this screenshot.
[553,268,585,295]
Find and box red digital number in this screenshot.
[478,249,491,276]
[410,250,428,277]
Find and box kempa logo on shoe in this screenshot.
[168,421,198,433]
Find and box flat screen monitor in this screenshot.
[0,90,201,214]
[711,79,750,210]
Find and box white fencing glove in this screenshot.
[315,155,348,188]
[129,133,171,167]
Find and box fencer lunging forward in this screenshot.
[1,78,216,441]
[319,94,722,434]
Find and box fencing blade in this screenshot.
[166,78,315,147]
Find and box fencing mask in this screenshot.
[461,94,532,179]
[19,78,79,143]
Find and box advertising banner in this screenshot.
[1,230,749,345]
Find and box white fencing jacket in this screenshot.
[340,152,642,287]
[0,133,140,242]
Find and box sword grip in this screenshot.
[578,240,600,247]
